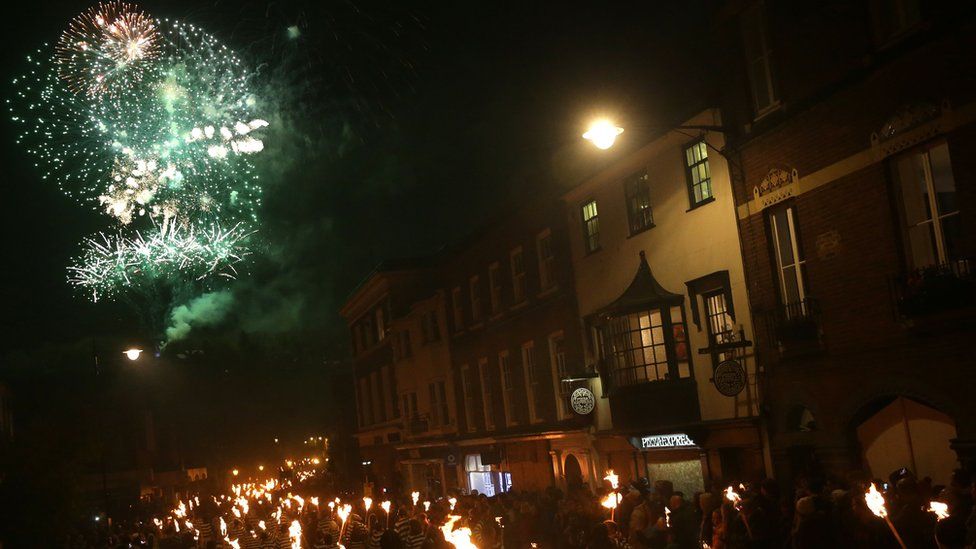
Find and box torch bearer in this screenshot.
[865,483,906,549]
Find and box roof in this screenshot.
[594,251,683,318]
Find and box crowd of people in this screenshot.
[62,467,976,549]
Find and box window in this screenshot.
[451,287,464,331]
[871,0,921,46]
[537,229,556,290]
[510,247,527,304]
[624,171,654,234]
[488,262,502,314]
[704,291,736,362]
[601,306,692,388]
[438,380,450,426]
[499,352,516,426]
[429,383,440,426]
[375,307,386,341]
[684,141,712,207]
[521,341,542,423]
[421,311,441,343]
[478,358,495,430]
[469,275,483,322]
[401,391,418,419]
[549,333,570,418]
[400,329,412,359]
[461,364,476,432]
[892,142,961,269]
[740,2,778,116]
[768,204,809,314]
[359,377,372,425]
[581,200,600,253]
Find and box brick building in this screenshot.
[440,195,592,494]
[342,195,594,496]
[714,1,976,486]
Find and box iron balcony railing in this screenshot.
[889,259,974,318]
[766,297,822,355]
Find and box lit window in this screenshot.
[600,306,692,388]
[683,140,712,207]
[624,171,654,234]
[581,200,600,253]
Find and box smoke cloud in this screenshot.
[164,290,236,345]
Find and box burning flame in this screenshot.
[865,483,887,518]
[603,470,619,490]
[601,492,622,510]
[424,501,431,512]
[724,486,742,510]
[441,515,477,549]
[665,506,671,528]
[449,497,457,511]
[289,520,302,549]
[363,497,373,511]
[929,501,950,521]
[412,491,420,506]
[381,500,392,515]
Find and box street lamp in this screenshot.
[582,119,624,150]
[123,348,144,361]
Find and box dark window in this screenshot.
[400,329,412,358]
[740,2,778,116]
[581,200,600,253]
[871,0,921,46]
[511,248,527,303]
[684,141,712,207]
[624,171,654,234]
[892,142,961,268]
[421,311,441,343]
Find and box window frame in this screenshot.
[521,341,542,423]
[683,139,714,209]
[499,351,517,427]
[478,358,495,430]
[767,203,809,314]
[536,229,556,290]
[624,170,655,235]
[599,305,694,390]
[460,364,476,432]
[740,2,779,118]
[510,247,527,304]
[469,275,483,323]
[488,262,503,314]
[581,199,601,254]
[451,286,464,331]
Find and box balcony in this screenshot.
[767,298,822,357]
[890,259,975,321]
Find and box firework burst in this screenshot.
[56,1,159,96]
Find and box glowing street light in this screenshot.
[123,348,144,361]
[583,119,624,149]
[232,469,239,477]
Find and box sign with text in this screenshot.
[640,433,696,449]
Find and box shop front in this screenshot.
[395,442,461,498]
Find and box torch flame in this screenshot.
[412,491,420,506]
[600,492,621,510]
[865,483,887,518]
[724,486,742,510]
[441,515,477,549]
[381,500,392,514]
[929,501,950,521]
[603,470,619,490]
[288,520,302,549]
[363,497,373,511]
[449,497,457,511]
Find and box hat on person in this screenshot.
[795,496,816,517]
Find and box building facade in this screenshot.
[440,197,593,495]
[563,109,768,495]
[714,0,976,486]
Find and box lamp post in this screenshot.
[582,117,731,160]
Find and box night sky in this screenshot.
[1,0,713,357]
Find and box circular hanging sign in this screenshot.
[713,360,746,397]
[570,387,596,415]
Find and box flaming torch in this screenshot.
[412,491,420,507]
[363,497,373,513]
[424,501,431,512]
[449,497,457,511]
[288,520,302,549]
[381,500,392,527]
[865,483,906,549]
[601,492,622,521]
[441,515,477,549]
[928,501,950,521]
[603,470,619,490]
[724,486,742,510]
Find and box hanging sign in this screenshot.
[570,387,596,415]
